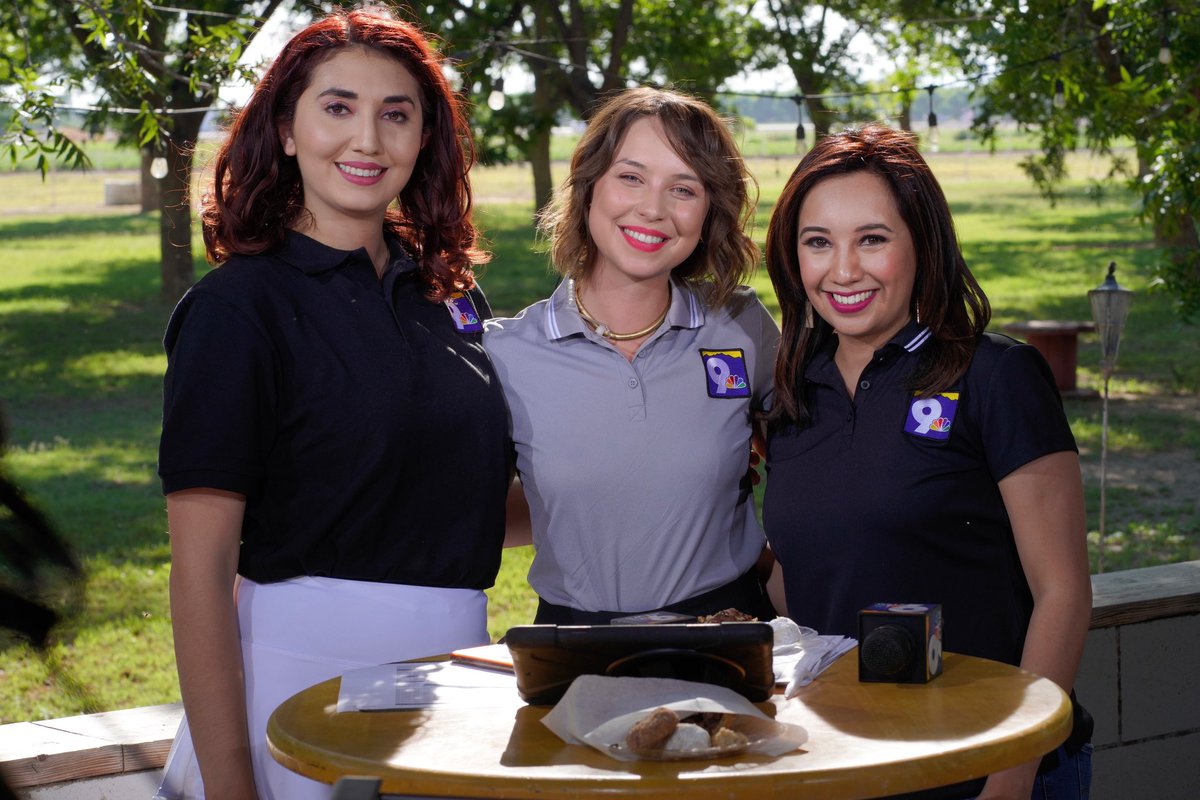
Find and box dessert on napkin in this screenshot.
[542,674,807,762]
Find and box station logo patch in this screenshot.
[444,291,483,333]
[904,392,959,440]
[700,349,751,399]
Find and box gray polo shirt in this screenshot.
[484,278,779,612]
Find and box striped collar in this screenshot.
[901,323,933,353]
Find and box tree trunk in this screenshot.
[898,99,912,132]
[159,110,206,304]
[140,146,161,214]
[807,95,834,138]
[528,9,557,217]
[529,126,554,220]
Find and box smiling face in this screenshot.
[585,117,709,287]
[281,46,427,235]
[796,170,918,352]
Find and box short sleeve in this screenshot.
[158,291,277,496]
[732,290,780,410]
[977,342,1078,481]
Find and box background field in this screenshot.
[1,146,1197,723]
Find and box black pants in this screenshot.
[533,567,776,624]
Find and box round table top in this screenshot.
[267,650,1071,800]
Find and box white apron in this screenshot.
[155,576,489,799]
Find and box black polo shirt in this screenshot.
[159,231,509,588]
[764,320,1077,666]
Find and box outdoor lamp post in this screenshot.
[1088,261,1134,573]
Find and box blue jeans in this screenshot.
[1032,743,1093,800]
[963,743,1093,800]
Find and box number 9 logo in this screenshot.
[927,633,943,675]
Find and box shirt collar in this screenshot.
[544,278,706,341]
[891,318,933,353]
[278,229,418,276]
[807,318,932,381]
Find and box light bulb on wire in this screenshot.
[487,77,506,111]
[1158,42,1173,65]
[793,96,807,154]
[150,157,168,180]
[1053,79,1066,110]
[926,87,940,153]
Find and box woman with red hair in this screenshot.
[156,8,508,798]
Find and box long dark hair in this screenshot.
[200,7,486,300]
[538,87,759,309]
[764,123,990,426]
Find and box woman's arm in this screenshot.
[978,450,1092,799]
[168,488,258,800]
[503,475,533,548]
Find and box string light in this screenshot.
[793,96,807,153]
[1159,5,1173,64]
[1053,78,1066,109]
[1158,34,1172,65]
[487,76,506,111]
[36,6,1195,126]
[926,86,939,152]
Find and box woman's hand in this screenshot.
[975,758,1038,799]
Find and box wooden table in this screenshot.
[1001,320,1096,394]
[267,650,1071,800]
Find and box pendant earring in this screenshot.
[804,303,814,329]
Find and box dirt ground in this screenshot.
[1074,391,1200,567]
[1078,392,1200,502]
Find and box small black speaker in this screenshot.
[858,603,943,684]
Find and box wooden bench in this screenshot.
[0,702,180,794]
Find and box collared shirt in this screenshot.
[158,231,509,588]
[484,279,779,612]
[764,319,1077,665]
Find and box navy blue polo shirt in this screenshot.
[158,231,509,588]
[763,320,1077,666]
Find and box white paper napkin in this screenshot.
[769,617,857,697]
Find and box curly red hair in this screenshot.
[200,7,486,300]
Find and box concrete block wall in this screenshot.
[1079,561,1200,800]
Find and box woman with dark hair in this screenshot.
[485,87,778,624]
[763,124,1092,799]
[156,8,508,799]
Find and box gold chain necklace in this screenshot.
[574,283,670,341]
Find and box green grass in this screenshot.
[1,148,1197,723]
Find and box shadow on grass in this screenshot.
[0,212,161,242]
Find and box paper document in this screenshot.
[337,661,517,712]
